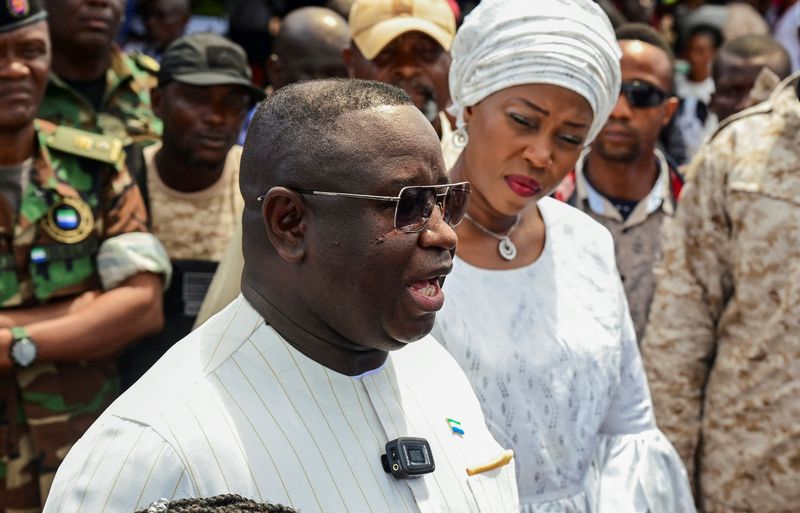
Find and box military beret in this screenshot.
[0,0,46,34]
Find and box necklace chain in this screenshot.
[463,213,521,261]
[463,213,521,240]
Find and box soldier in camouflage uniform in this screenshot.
[641,74,800,513]
[38,0,162,146]
[0,2,170,510]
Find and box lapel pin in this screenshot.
[446,417,464,435]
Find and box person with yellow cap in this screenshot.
[344,0,457,164]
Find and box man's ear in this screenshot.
[662,96,680,126]
[261,187,307,263]
[151,87,164,118]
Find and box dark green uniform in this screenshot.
[37,47,162,146]
[0,120,150,510]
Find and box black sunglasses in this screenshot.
[620,80,669,108]
[257,182,471,233]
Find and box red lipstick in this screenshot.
[505,175,542,198]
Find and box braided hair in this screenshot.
[136,494,298,513]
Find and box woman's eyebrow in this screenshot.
[511,97,590,129]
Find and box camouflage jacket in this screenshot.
[38,46,162,146]
[0,120,150,508]
[641,76,800,513]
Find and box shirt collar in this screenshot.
[574,147,674,227]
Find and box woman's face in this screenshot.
[460,83,593,215]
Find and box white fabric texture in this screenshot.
[774,2,800,73]
[675,74,715,104]
[447,0,621,144]
[44,295,519,513]
[96,231,172,290]
[432,197,695,513]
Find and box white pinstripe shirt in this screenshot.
[44,295,519,513]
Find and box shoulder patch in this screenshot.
[44,125,124,169]
[132,52,160,74]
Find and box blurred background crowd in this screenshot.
[0,0,798,511]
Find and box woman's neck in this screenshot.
[450,158,546,270]
[451,159,519,231]
[0,124,35,165]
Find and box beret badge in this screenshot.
[8,0,29,17]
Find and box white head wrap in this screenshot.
[448,0,622,144]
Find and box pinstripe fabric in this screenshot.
[43,295,519,513]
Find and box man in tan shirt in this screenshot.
[561,23,679,341]
[641,74,800,513]
[122,33,264,388]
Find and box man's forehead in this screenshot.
[0,19,48,44]
[331,106,445,184]
[620,41,672,86]
[336,105,438,144]
[375,30,442,56]
[170,81,245,92]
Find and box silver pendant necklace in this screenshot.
[464,213,521,261]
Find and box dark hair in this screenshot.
[616,22,676,65]
[716,34,792,79]
[686,23,724,50]
[135,495,297,513]
[615,22,676,92]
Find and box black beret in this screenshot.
[0,0,46,34]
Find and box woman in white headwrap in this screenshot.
[431,1,695,512]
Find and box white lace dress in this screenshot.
[432,197,695,513]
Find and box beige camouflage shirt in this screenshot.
[144,142,243,261]
[641,76,800,513]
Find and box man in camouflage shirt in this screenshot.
[642,74,800,513]
[37,0,162,146]
[0,2,170,509]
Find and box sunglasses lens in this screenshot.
[443,183,471,227]
[396,187,437,232]
[624,82,666,108]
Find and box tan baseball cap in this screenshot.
[349,0,456,60]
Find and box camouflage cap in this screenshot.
[0,0,46,34]
[158,33,266,101]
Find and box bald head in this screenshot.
[240,79,411,211]
[140,0,191,51]
[714,34,792,80]
[325,0,355,18]
[268,7,351,89]
[710,34,792,121]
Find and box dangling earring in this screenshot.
[452,126,469,149]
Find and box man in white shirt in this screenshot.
[194,0,461,327]
[43,79,519,513]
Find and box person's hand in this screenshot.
[0,328,13,373]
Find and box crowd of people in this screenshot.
[0,0,797,512]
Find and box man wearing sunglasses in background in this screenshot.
[44,79,520,513]
[559,23,680,342]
